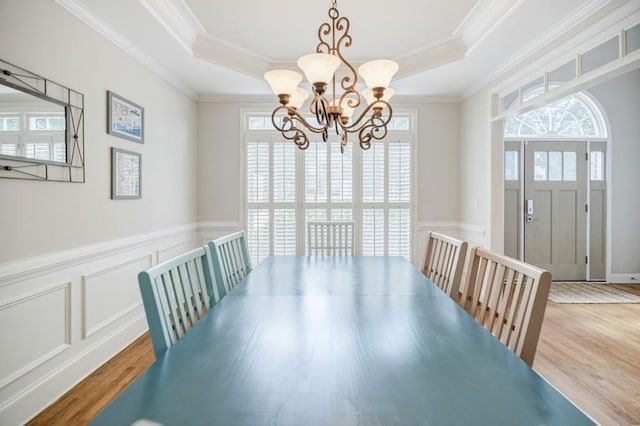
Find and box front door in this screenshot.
[524,141,587,280]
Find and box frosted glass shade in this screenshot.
[288,87,310,109]
[362,87,395,105]
[264,69,303,96]
[358,60,399,89]
[297,53,341,84]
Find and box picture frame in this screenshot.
[111,148,141,199]
[107,91,144,143]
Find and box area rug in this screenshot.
[548,283,640,304]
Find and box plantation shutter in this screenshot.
[246,141,270,265]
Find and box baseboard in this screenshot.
[0,315,148,425]
[0,225,197,426]
[609,273,640,284]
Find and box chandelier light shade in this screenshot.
[264,0,399,152]
[357,60,399,91]
[297,53,342,87]
[288,87,311,110]
[264,70,303,99]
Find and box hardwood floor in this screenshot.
[26,333,154,426]
[533,284,640,425]
[28,285,640,425]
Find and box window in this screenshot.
[504,151,519,180]
[533,151,577,182]
[244,112,414,265]
[504,91,606,138]
[0,113,66,162]
[590,151,604,181]
[0,116,20,131]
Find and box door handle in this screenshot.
[526,199,534,215]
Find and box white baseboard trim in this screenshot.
[0,224,197,425]
[609,273,640,284]
[0,315,148,425]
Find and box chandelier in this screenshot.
[264,0,398,153]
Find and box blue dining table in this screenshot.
[92,256,594,425]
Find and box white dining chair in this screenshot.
[208,230,252,297]
[307,222,354,256]
[422,231,468,300]
[460,247,552,366]
[138,245,220,357]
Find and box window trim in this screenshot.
[240,108,417,263]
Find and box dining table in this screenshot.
[92,256,594,425]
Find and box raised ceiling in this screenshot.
[57,0,632,98]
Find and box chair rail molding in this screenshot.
[0,223,198,287]
[0,223,198,425]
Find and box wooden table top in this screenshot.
[92,256,594,425]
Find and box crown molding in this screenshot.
[395,37,467,79]
[462,0,635,99]
[137,0,205,53]
[193,33,271,79]
[54,0,197,99]
[197,94,462,104]
[455,0,523,55]
[197,94,273,103]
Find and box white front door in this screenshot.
[523,141,587,280]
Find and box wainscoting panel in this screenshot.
[0,283,70,389]
[81,255,152,339]
[0,224,197,425]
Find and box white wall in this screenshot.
[589,69,640,280]
[196,100,462,264]
[458,89,491,248]
[0,0,198,423]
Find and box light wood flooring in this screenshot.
[28,285,640,426]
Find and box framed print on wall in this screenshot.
[111,148,141,199]
[107,91,144,143]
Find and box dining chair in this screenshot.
[460,247,552,366]
[307,222,354,256]
[208,230,252,297]
[421,231,468,300]
[138,245,220,357]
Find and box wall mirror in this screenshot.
[0,58,84,182]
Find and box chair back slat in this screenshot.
[307,222,354,256]
[422,232,468,300]
[208,231,252,296]
[460,247,552,366]
[138,246,219,357]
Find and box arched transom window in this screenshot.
[504,89,607,138]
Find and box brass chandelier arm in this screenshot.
[358,118,389,150]
[337,99,393,132]
[271,105,329,150]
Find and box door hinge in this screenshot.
[585,204,589,213]
[586,256,589,264]
[586,152,589,161]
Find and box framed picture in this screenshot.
[107,91,144,143]
[111,148,141,199]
